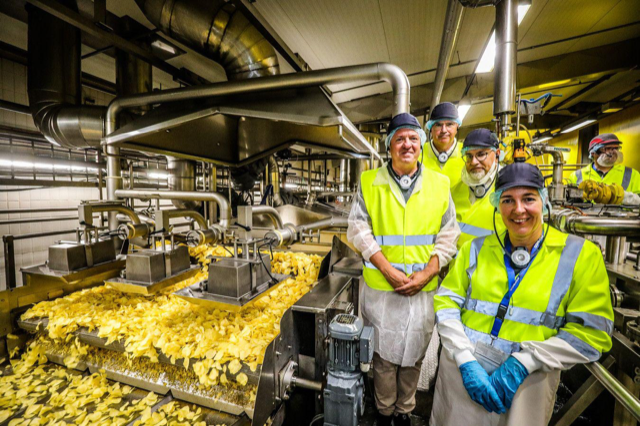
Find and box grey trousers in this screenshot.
[373,352,423,416]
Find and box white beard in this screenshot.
[596,151,623,167]
[461,160,498,188]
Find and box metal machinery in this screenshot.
[324,314,374,426]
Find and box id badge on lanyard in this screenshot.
[474,236,542,373]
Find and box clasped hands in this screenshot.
[459,357,529,414]
[376,254,439,296]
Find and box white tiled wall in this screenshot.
[0,186,105,288]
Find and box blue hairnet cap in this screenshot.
[495,162,544,193]
[388,113,421,134]
[462,128,499,150]
[426,102,462,130]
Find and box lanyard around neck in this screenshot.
[489,235,544,339]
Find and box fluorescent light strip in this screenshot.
[561,119,596,134]
[458,104,471,122]
[476,4,531,74]
[534,136,552,143]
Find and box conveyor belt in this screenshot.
[17,318,261,385]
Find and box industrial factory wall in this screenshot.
[0,57,115,289]
[546,104,640,179]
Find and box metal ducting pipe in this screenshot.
[339,159,348,193]
[430,0,465,111]
[551,211,640,236]
[134,0,279,80]
[494,0,518,138]
[26,0,104,148]
[251,205,284,229]
[104,63,410,138]
[167,157,202,210]
[268,156,283,207]
[115,189,232,228]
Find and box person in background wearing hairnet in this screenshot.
[451,128,505,249]
[566,133,640,205]
[347,113,459,426]
[424,102,466,188]
[431,162,613,425]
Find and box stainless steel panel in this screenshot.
[48,243,87,272]
[164,246,190,277]
[125,250,166,283]
[292,273,354,314]
[84,239,116,266]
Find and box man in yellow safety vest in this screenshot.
[423,102,466,188]
[451,128,505,249]
[347,112,459,426]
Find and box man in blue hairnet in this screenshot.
[347,112,459,426]
[424,102,466,188]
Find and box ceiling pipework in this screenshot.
[429,0,465,114]
[26,0,105,148]
[134,0,280,80]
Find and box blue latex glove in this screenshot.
[459,360,506,414]
[489,356,529,409]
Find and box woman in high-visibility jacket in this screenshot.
[431,162,613,426]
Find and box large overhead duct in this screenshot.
[27,0,104,148]
[134,0,279,80]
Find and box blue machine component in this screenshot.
[324,314,374,426]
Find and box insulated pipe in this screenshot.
[167,157,201,210]
[27,0,105,148]
[89,204,141,225]
[584,362,640,423]
[104,63,410,139]
[134,0,279,80]
[543,147,565,202]
[430,0,464,111]
[551,211,640,236]
[296,217,349,232]
[251,205,284,229]
[160,209,207,230]
[115,189,231,228]
[494,0,518,137]
[268,156,283,207]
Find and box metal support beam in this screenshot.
[24,0,208,86]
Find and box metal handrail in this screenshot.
[585,362,640,422]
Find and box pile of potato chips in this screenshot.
[21,248,323,389]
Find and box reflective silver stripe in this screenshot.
[458,222,494,238]
[622,167,632,190]
[576,169,583,184]
[556,330,600,361]
[374,235,404,246]
[465,236,487,304]
[373,234,436,246]
[437,288,465,308]
[436,308,461,323]
[465,298,564,328]
[406,235,436,245]
[364,261,429,274]
[566,312,614,335]
[463,325,521,355]
[543,235,584,328]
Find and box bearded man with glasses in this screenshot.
[451,129,506,249]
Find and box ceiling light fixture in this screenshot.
[475,4,531,74]
[457,102,472,122]
[561,118,596,134]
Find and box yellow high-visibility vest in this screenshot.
[567,163,640,194]
[361,165,450,292]
[451,179,505,249]
[423,141,465,188]
[434,227,613,360]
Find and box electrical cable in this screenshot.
[257,241,278,284]
[309,414,324,426]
